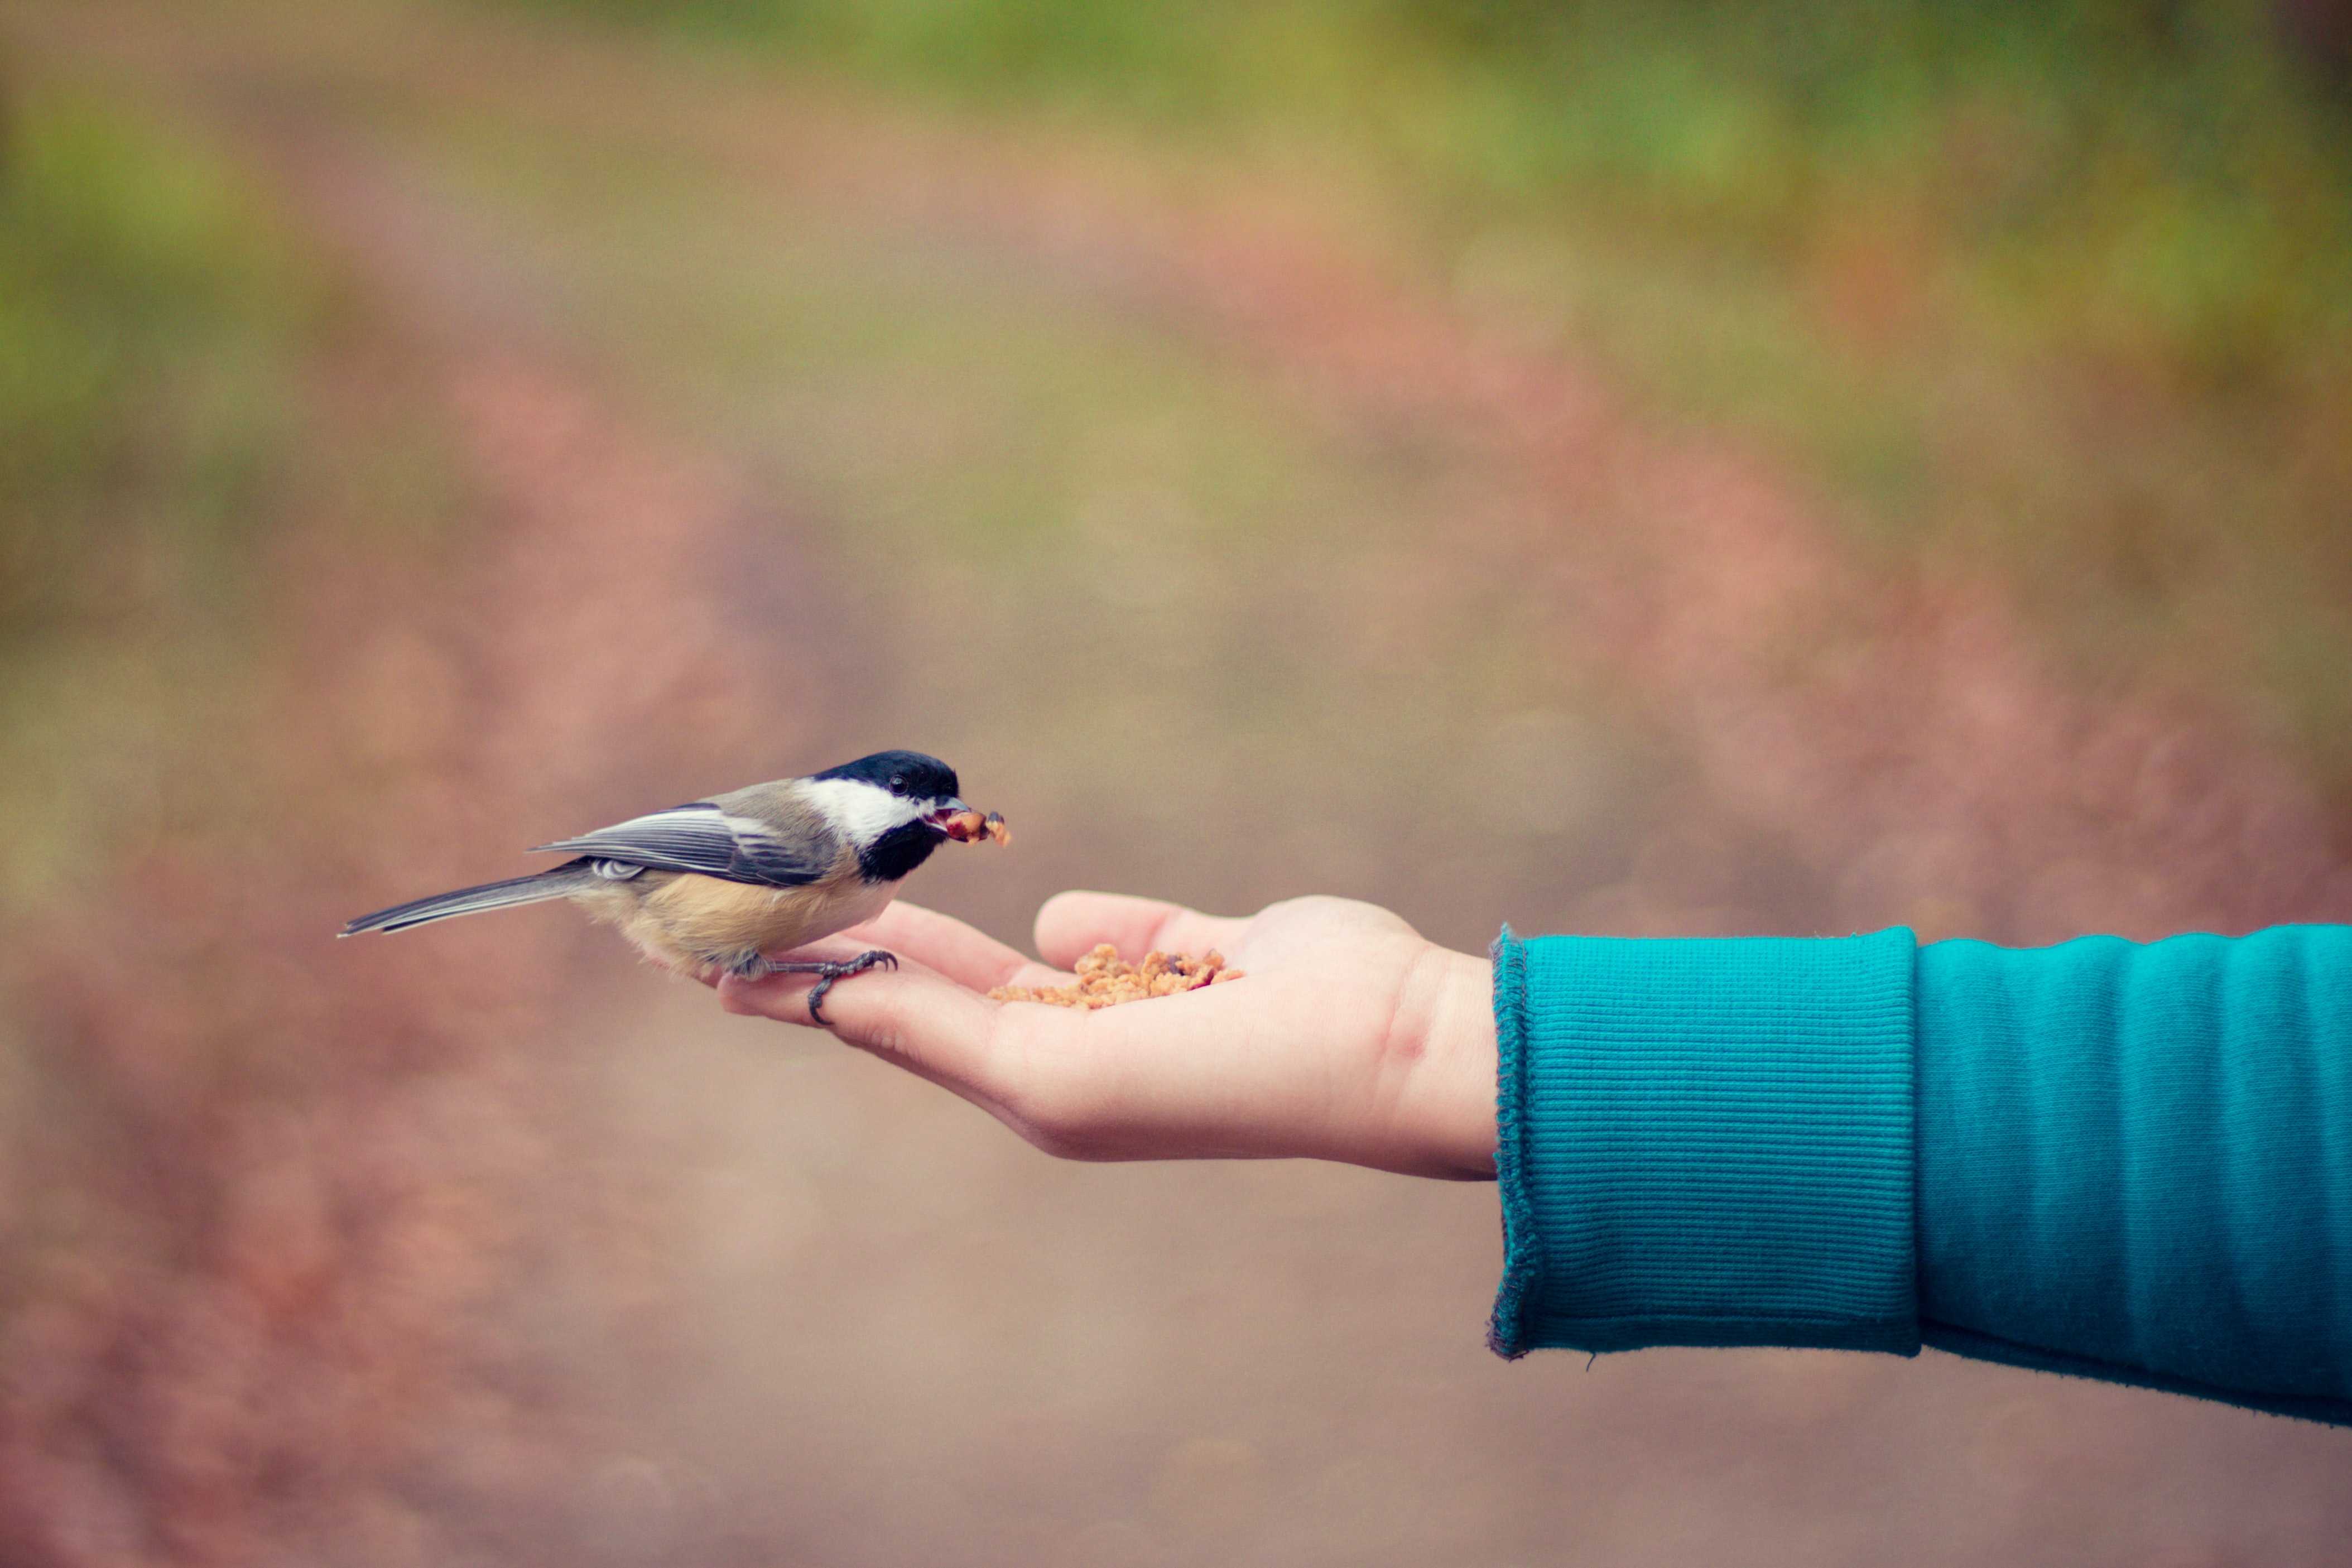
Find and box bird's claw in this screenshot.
[748,948,897,1025]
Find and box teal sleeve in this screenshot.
[1489,926,1923,1357]
[1915,926,2352,1423]
[1491,924,2352,1425]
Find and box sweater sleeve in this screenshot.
[1915,925,2352,1423]
[1490,924,2352,1425]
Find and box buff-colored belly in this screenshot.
[575,871,899,978]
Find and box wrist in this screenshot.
[1402,946,1501,1180]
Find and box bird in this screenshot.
[343,749,993,1021]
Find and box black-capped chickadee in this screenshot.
[343,750,995,1019]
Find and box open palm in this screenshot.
[709,892,1499,1179]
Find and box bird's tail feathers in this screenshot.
[342,863,595,936]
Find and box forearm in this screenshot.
[1490,924,2352,1425]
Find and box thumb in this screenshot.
[1033,891,1250,970]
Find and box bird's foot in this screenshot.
[747,949,898,1024]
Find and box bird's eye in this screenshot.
[888,773,906,793]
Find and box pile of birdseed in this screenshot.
[988,944,1242,1008]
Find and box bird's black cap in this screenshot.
[812,749,961,801]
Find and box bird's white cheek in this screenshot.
[799,778,913,841]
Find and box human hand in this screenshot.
[706,893,1499,1180]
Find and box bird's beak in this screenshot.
[927,798,973,828]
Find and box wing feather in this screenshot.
[532,802,827,887]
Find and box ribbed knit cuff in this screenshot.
[1490,928,1921,1359]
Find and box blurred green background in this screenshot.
[3,1,2348,1564]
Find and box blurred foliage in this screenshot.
[0,88,312,638]
[493,0,2352,814]
[0,88,320,908]
[506,0,2352,384]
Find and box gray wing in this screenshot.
[532,801,829,887]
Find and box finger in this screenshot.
[715,937,1019,1091]
[840,902,1043,991]
[1034,891,1250,969]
